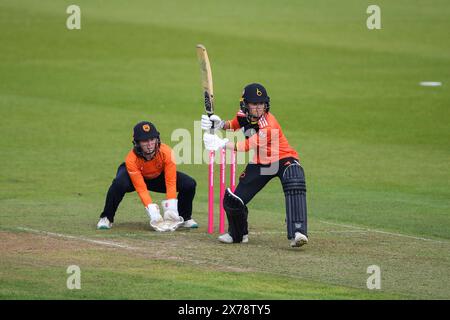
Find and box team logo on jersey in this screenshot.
[256,88,262,96]
[143,124,151,132]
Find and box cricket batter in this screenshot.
[97,121,198,230]
[202,83,308,247]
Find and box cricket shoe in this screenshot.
[182,219,199,229]
[218,233,248,244]
[290,232,308,247]
[97,217,112,230]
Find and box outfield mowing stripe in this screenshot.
[317,220,450,245]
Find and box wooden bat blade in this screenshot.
[196,44,214,115]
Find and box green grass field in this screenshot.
[1,0,449,299]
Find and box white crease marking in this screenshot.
[16,227,138,250]
[317,220,450,245]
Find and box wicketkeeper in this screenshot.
[201,83,308,247]
[97,121,198,231]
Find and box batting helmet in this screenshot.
[132,121,161,158]
[239,83,271,118]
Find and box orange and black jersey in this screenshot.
[227,111,299,164]
[125,143,177,207]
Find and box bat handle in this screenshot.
[208,113,215,134]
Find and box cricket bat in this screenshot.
[196,44,214,123]
[196,44,216,234]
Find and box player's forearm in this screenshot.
[222,120,231,130]
[164,163,177,199]
[137,190,152,207]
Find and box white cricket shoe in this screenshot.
[182,219,199,228]
[97,217,112,230]
[290,232,308,247]
[218,233,248,244]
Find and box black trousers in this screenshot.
[100,163,196,222]
[233,157,307,237]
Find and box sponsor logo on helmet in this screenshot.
[143,124,151,132]
[256,88,262,96]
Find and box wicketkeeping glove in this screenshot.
[161,199,181,221]
[145,203,163,223]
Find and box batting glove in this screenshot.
[201,114,224,131]
[203,132,229,151]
